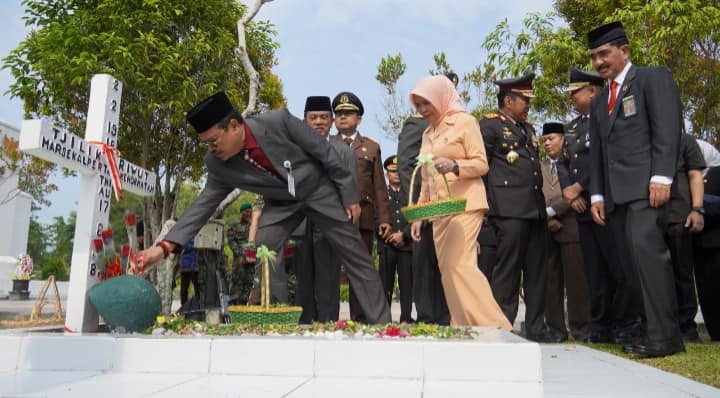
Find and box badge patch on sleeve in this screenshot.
[622,95,637,117]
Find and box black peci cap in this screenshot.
[542,122,565,136]
[304,96,332,113]
[587,21,627,50]
[186,92,236,133]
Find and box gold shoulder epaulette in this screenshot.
[483,113,499,119]
[364,135,379,144]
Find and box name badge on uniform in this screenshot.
[283,160,296,197]
[622,95,637,117]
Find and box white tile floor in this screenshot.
[1,345,717,397]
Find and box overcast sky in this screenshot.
[0,0,554,224]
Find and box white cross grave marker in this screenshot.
[19,74,156,333]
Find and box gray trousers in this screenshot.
[255,206,391,324]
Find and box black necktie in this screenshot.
[344,137,353,146]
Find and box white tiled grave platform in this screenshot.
[2,331,718,397]
[0,328,541,392]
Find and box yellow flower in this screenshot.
[156,316,167,325]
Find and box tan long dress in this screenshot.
[418,112,511,329]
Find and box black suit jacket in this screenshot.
[166,109,359,246]
[589,65,681,210]
[397,116,428,204]
[558,115,593,223]
[480,112,546,219]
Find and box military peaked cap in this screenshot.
[332,92,364,116]
[494,73,536,98]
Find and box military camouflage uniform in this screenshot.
[227,217,254,305]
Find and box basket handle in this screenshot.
[256,245,277,309]
[407,154,454,206]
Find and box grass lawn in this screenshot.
[583,341,720,388]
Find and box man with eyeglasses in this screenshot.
[133,92,391,324]
[296,96,357,323]
[331,91,392,322]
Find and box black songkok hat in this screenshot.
[494,73,536,98]
[384,155,398,172]
[445,72,459,87]
[566,67,605,92]
[304,96,332,113]
[542,122,565,136]
[587,21,627,50]
[186,92,236,133]
[332,92,364,116]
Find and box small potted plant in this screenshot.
[10,254,33,300]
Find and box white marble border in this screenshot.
[0,330,542,383]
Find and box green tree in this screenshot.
[26,216,49,267]
[375,53,411,140]
[375,52,468,140]
[3,0,286,241]
[477,1,720,140]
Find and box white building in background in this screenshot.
[0,120,32,296]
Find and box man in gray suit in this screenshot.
[135,92,391,324]
[587,22,683,356]
[296,96,357,323]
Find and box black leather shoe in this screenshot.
[623,336,685,357]
[526,331,567,343]
[681,329,700,343]
[583,332,613,344]
[614,331,636,345]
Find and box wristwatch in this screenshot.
[691,206,705,215]
[451,160,459,175]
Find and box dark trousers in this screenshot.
[347,229,377,322]
[612,202,680,342]
[412,223,450,325]
[256,209,390,324]
[490,217,547,335]
[694,244,720,340]
[665,223,698,335]
[578,220,642,337]
[478,223,497,283]
[379,242,413,322]
[297,223,342,324]
[180,271,199,305]
[543,235,591,339]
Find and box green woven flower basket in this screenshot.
[227,246,302,325]
[228,305,302,325]
[401,156,467,222]
[402,197,467,222]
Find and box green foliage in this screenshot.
[27,212,75,281]
[477,12,584,122]
[480,1,720,140]
[3,0,285,237]
[375,53,412,139]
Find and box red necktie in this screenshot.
[608,81,618,115]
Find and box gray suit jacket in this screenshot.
[292,139,357,236]
[589,65,681,210]
[166,109,359,246]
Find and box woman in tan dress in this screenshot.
[409,75,511,329]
